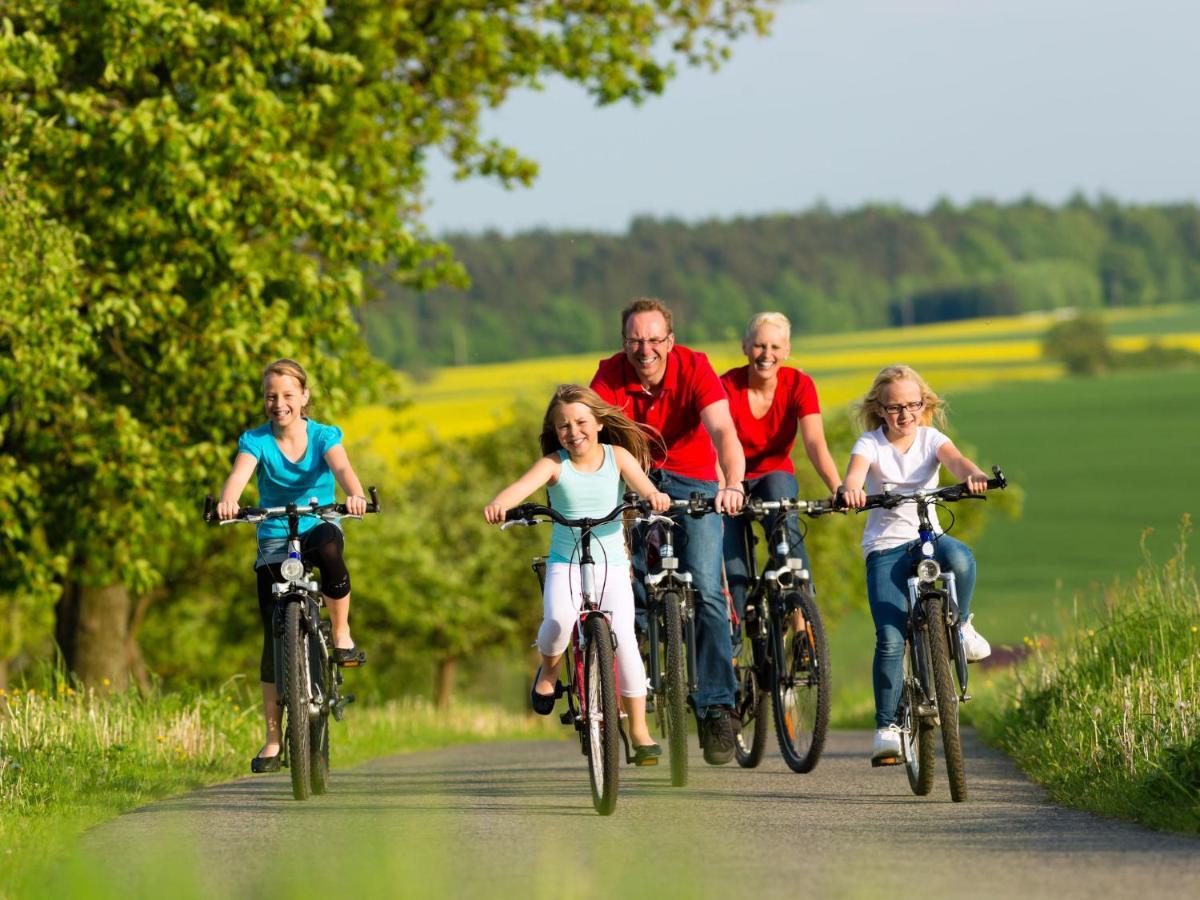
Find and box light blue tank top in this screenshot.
[546,445,630,568]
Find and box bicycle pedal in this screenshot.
[559,710,574,725]
[871,755,903,768]
[960,692,973,702]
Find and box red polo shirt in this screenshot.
[591,345,727,481]
[720,365,821,480]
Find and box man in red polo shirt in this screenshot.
[591,297,746,765]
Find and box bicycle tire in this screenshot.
[309,643,331,795]
[772,589,831,774]
[583,614,620,815]
[660,590,689,787]
[282,601,312,801]
[733,616,770,769]
[901,648,935,796]
[924,595,967,802]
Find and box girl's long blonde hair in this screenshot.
[854,364,947,432]
[539,384,663,471]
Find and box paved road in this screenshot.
[71,730,1200,899]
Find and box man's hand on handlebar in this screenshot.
[715,485,745,515]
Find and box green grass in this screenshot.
[825,367,1200,727]
[0,678,555,898]
[972,523,1200,833]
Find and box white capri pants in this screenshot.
[539,562,647,698]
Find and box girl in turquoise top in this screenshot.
[217,358,369,773]
[485,384,670,764]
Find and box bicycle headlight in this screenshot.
[916,559,941,583]
[280,557,305,582]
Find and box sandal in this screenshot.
[631,743,662,767]
[332,645,367,667]
[530,666,557,716]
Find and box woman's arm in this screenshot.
[798,413,843,496]
[217,452,259,519]
[936,440,988,493]
[613,446,671,512]
[484,456,560,523]
[325,444,368,515]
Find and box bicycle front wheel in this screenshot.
[309,634,331,795]
[660,590,689,787]
[901,647,935,796]
[583,614,620,816]
[771,589,831,774]
[733,614,769,769]
[924,595,967,802]
[282,601,312,801]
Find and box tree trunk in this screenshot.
[74,582,131,691]
[434,657,457,709]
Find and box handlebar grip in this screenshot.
[368,486,380,512]
[203,494,215,523]
[504,505,534,522]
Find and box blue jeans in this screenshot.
[865,534,976,728]
[631,470,737,717]
[722,471,810,652]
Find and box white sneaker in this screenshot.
[872,724,903,761]
[960,614,991,662]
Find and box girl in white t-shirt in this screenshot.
[839,365,991,763]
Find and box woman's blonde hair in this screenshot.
[262,358,311,415]
[743,311,791,347]
[539,384,662,471]
[854,364,946,432]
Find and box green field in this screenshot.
[825,367,1200,725]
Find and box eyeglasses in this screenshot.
[880,400,925,416]
[623,336,671,348]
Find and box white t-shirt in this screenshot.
[849,426,951,558]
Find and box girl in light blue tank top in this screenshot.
[485,385,671,764]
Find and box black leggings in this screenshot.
[255,523,350,683]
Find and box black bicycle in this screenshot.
[503,499,651,816]
[203,489,379,800]
[731,496,834,773]
[851,467,1007,802]
[636,492,716,788]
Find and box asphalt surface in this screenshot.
[71,730,1200,899]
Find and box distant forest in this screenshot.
[361,198,1200,370]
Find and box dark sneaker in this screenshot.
[700,708,736,766]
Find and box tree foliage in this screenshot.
[1042,314,1112,376]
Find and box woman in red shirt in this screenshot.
[721,312,842,641]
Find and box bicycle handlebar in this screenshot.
[502,500,640,531]
[841,466,1008,512]
[740,496,837,518]
[203,486,381,524]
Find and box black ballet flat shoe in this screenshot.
[332,645,367,667]
[530,666,557,715]
[250,753,282,774]
[631,744,662,766]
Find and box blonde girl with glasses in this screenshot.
[839,365,992,764]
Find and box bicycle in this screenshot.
[635,492,717,788]
[203,488,380,800]
[731,496,835,773]
[848,466,1007,802]
[503,498,652,816]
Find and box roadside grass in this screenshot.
[971,521,1200,834]
[0,679,556,898]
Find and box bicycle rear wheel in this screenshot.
[282,601,312,801]
[583,614,620,816]
[660,590,689,787]
[771,589,831,773]
[900,647,935,795]
[924,595,967,802]
[733,615,769,769]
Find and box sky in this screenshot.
[420,0,1199,236]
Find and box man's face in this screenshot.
[623,311,674,387]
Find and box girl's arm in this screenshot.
[840,453,870,509]
[325,444,368,515]
[936,440,988,493]
[613,446,671,512]
[484,456,560,523]
[217,452,259,519]
[797,413,843,497]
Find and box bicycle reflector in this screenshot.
[916,559,941,583]
[280,556,305,582]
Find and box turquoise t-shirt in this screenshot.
[546,445,629,568]
[237,419,343,555]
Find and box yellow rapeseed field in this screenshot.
[344,308,1199,466]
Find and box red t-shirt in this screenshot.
[591,346,728,481]
[720,365,821,480]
